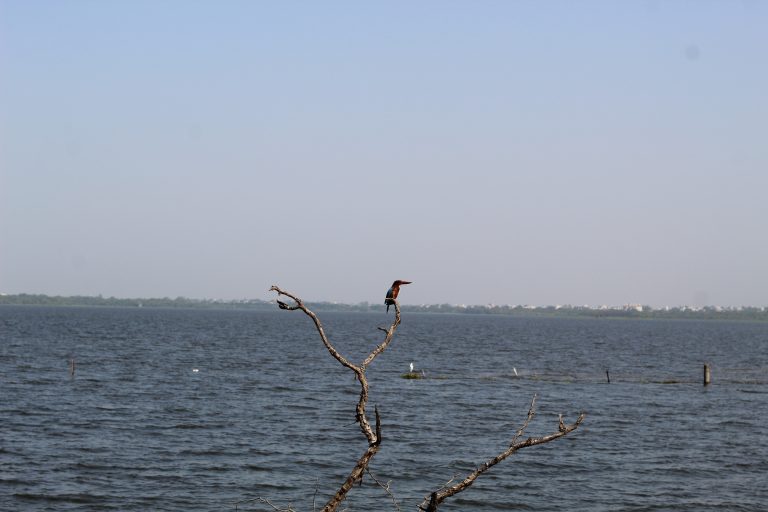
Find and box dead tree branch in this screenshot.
[269,285,403,512]
[269,284,585,512]
[418,396,586,511]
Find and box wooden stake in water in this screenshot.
[606,369,611,384]
[69,359,76,377]
[703,363,711,386]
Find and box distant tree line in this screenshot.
[0,293,273,310]
[1,294,766,321]
[400,303,768,322]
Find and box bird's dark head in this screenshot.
[392,280,412,287]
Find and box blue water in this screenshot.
[2,306,767,511]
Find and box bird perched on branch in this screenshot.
[385,280,412,313]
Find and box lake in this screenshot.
[1,306,766,511]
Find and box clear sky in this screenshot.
[1,1,766,307]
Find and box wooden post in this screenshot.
[69,359,76,377]
[605,369,611,384]
[703,363,711,386]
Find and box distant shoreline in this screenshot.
[1,293,767,322]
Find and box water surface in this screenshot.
[2,307,766,511]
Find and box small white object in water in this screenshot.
[192,368,199,373]
[513,367,518,377]
[409,362,414,372]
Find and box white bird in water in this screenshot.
[513,367,518,377]
[409,362,414,372]
[192,368,200,373]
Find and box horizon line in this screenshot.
[1,292,766,310]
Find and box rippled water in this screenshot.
[2,306,767,511]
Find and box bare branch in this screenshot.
[270,286,375,441]
[374,405,382,446]
[419,399,586,511]
[510,394,537,446]
[270,285,404,512]
[233,496,296,511]
[322,444,380,511]
[269,284,585,512]
[365,468,402,512]
[276,299,300,311]
[362,304,401,368]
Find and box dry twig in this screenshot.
[233,496,296,511]
[365,468,401,512]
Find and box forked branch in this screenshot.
[268,285,585,512]
[419,395,586,511]
[269,285,402,512]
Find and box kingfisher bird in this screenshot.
[385,280,412,313]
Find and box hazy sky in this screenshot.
[1,1,766,307]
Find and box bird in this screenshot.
[409,362,414,372]
[385,280,412,313]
